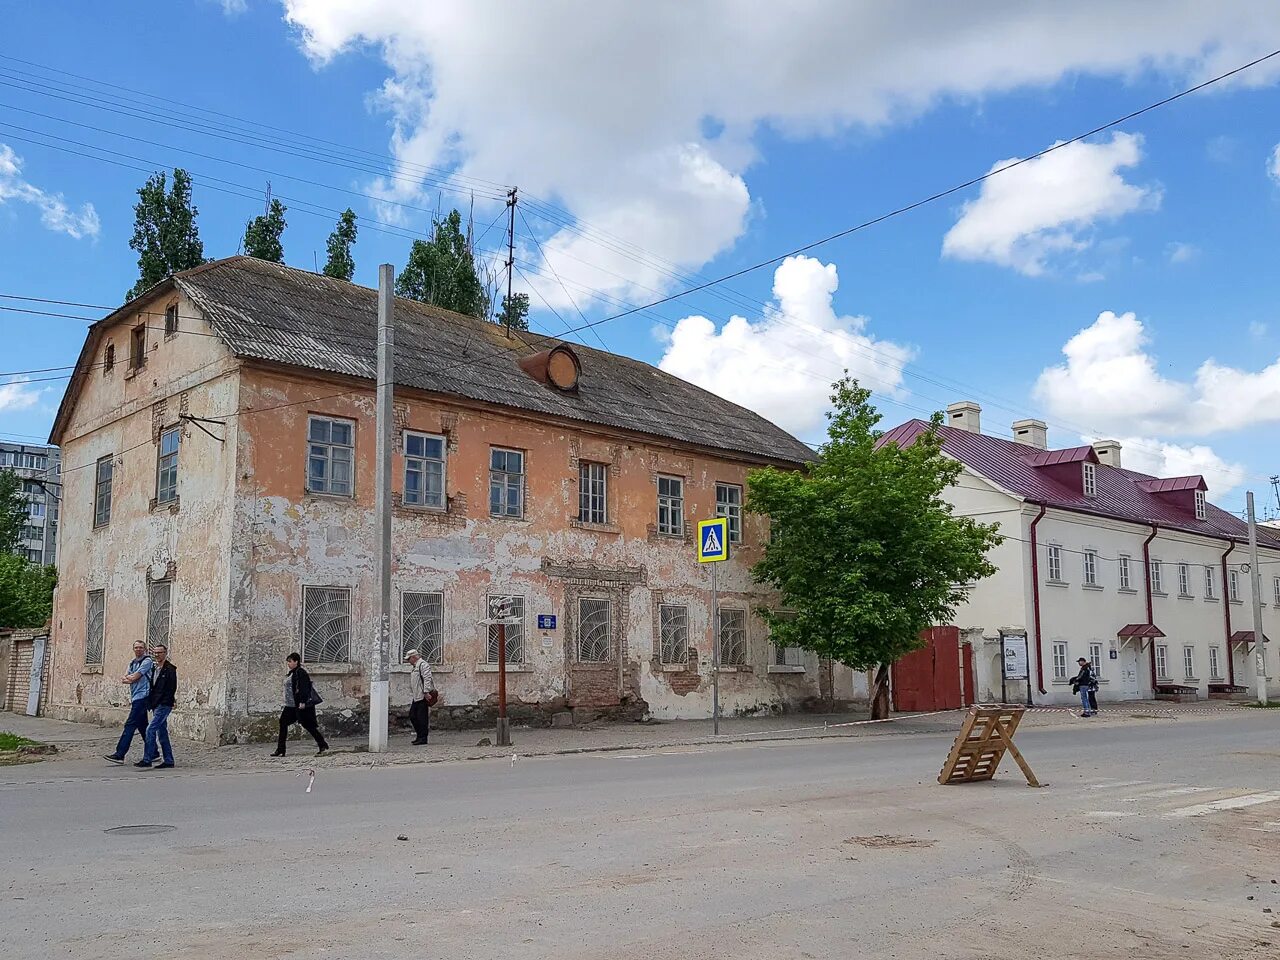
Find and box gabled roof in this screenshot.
[52,257,813,466]
[878,419,1280,548]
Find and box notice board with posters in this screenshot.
[1002,635,1029,681]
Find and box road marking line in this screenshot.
[1118,786,1215,802]
[1167,792,1280,818]
[1084,811,1138,819]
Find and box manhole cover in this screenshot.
[104,824,177,836]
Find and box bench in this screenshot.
[1207,682,1248,700]
[1155,683,1199,702]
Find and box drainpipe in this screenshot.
[1221,541,1236,687]
[1028,503,1048,696]
[1142,525,1159,688]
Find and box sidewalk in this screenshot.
[0,698,1252,772]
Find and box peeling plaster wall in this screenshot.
[222,367,844,739]
[47,293,240,743]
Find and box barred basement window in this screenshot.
[1051,641,1068,681]
[719,608,747,666]
[302,586,352,663]
[716,482,743,543]
[577,597,612,663]
[486,595,524,664]
[401,591,443,663]
[578,461,607,525]
[659,603,688,665]
[85,590,105,666]
[147,581,172,652]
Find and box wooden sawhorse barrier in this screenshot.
[938,705,1041,787]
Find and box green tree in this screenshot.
[0,554,56,628]
[496,292,530,331]
[396,209,490,318]
[0,470,25,556]
[323,208,358,281]
[747,377,1002,718]
[126,168,206,301]
[243,198,288,263]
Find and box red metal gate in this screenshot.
[892,626,963,712]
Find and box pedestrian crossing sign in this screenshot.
[697,518,730,563]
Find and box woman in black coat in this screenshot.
[272,653,329,756]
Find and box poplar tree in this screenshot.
[322,208,358,281]
[396,209,490,318]
[126,168,206,301]
[242,199,288,263]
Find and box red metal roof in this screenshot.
[877,419,1280,548]
[1136,476,1207,494]
[1022,445,1098,467]
[1118,623,1165,639]
[1228,630,1271,644]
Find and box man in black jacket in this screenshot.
[1070,657,1098,717]
[137,644,177,768]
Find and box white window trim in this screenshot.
[1194,489,1206,520]
[1149,559,1164,595]
[1082,462,1097,498]
[1051,641,1068,681]
[1046,544,1064,583]
[1155,644,1169,681]
[1088,641,1104,681]
[1118,555,1132,592]
[1178,562,1192,598]
[1182,645,1196,681]
[1082,549,1098,587]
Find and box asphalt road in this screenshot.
[4,712,1280,959]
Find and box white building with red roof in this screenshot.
[880,402,1280,707]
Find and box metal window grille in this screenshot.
[577,598,612,663]
[657,475,683,536]
[156,428,179,504]
[147,580,172,652]
[659,604,688,664]
[486,595,524,663]
[1052,642,1067,681]
[1082,462,1096,498]
[775,644,805,667]
[302,586,352,663]
[164,303,179,336]
[85,589,105,666]
[1156,644,1169,680]
[1178,563,1190,597]
[1209,645,1222,680]
[1083,550,1097,586]
[401,592,443,663]
[1118,556,1131,590]
[307,416,354,496]
[1046,545,1062,582]
[1205,566,1216,599]
[1194,490,1206,520]
[1088,642,1103,679]
[1230,570,1240,602]
[404,432,445,507]
[719,608,747,666]
[489,448,524,518]
[94,456,113,527]
[1149,560,1163,594]
[578,462,607,524]
[1183,646,1195,680]
[716,483,743,543]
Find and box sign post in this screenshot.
[479,597,520,746]
[1000,633,1030,706]
[698,518,730,735]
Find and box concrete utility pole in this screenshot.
[370,263,395,752]
[1247,491,1268,706]
[504,186,517,337]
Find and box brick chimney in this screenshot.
[1092,440,1122,468]
[946,401,982,434]
[1011,418,1048,450]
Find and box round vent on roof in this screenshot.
[546,345,580,391]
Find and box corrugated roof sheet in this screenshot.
[172,257,813,465]
[1118,623,1165,639]
[878,419,1280,548]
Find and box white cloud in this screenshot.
[281,1,1280,303]
[1035,310,1280,437]
[0,143,99,240]
[1166,241,1199,264]
[0,378,41,413]
[1109,435,1247,497]
[942,133,1159,276]
[657,255,913,437]
[1269,143,1280,183]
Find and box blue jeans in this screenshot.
[142,705,173,765]
[1079,688,1093,713]
[113,699,149,758]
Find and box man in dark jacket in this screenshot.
[1070,657,1099,717]
[138,644,177,768]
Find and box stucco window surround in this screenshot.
[103,341,115,376]
[1149,559,1166,597]
[1081,548,1101,590]
[1204,565,1219,602]
[1177,561,1194,600]
[1044,543,1066,586]
[1229,569,1243,604]
[1050,641,1069,682]
[1117,554,1135,593]
[562,580,630,689]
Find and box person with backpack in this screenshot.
[271,653,329,757]
[137,643,177,769]
[1070,657,1099,717]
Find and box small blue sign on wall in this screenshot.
[537,614,557,630]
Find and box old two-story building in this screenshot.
[46,256,864,743]
[882,402,1280,707]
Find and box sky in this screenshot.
[1,1,1279,518]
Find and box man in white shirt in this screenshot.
[404,649,436,746]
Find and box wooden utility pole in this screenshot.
[504,186,518,337]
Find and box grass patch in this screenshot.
[0,732,38,750]
[1244,701,1280,708]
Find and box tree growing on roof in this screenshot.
[125,168,207,301]
[747,377,1002,719]
[322,208,358,281]
[497,292,530,332]
[242,198,288,264]
[396,208,491,319]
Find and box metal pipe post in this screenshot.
[712,561,720,737]
[1247,492,1268,706]
[496,621,511,746]
[369,263,394,753]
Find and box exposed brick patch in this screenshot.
[391,490,468,528]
